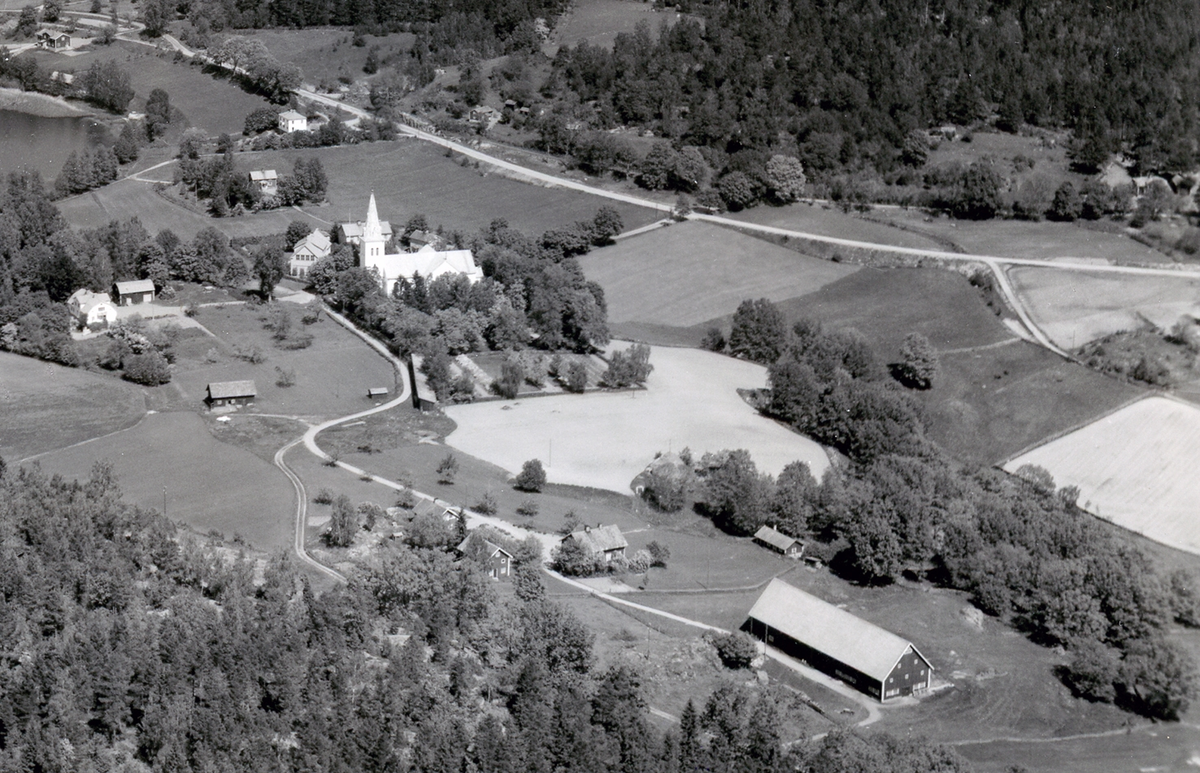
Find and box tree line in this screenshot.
[0,458,972,773]
[651,297,1200,721]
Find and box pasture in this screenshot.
[547,0,683,53]
[1008,265,1200,349]
[579,220,858,327]
[250,29,414,89]
[1003,395,1200,556]
[59,140,657,240]
[727,203,948,251]
[872,208,1166,263]
[0,351,146,461]
[26,411,295,550]
[26,42,272,135]
[443,345,831,493]
[168,303,397,417]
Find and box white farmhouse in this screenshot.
[67,288,118,329]
[288,229,331,278]
[278,110,307,133]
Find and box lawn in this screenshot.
[168,303,397,417]
[59,140,658,240]
[578,220,859,327]
[0,351,146,461]
[547,0,683,53]
[26,410,295,550]
[26,41,273,135]
[443,345,831,493]
[1002,395,1200,556]
[1008,265,1200,349]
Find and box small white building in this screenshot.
[249,169,278,196]
[278,110,307,133]
[67,288,118,329]
[288,229,331,278]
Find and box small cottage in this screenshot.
[457,532,513,581]
[38,31,72,50]
[113,279,155,306]
[565,524,627,563]
[367,387,389,399]
[206,380,257,408]
[249,169,278,196]
[753,525,805,558]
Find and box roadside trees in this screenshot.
[325,494,358,547]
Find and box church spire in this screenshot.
[364,192,382,241]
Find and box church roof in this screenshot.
[363,193,384,242]
[371,249,483,284]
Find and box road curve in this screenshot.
[275,437,346,582]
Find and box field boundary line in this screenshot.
[18,401,152,465]
[995,391,1154,467]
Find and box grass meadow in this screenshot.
[0,351,146,461]
[27,42,272,135]
[168,303,397,417]
[1008,265,1200,349]
[26,410,295,550]
[547,0,683,53]
[250,28,414,88]
[579,220,859,327]
[59,140,657,240]
[727,202,949,250]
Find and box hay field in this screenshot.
[60,140,656,239]
[1008,266,1200,349]
[26,411,294,550]
[443,345,830,493]
[872,208,1165,263]
[1003,396,1200,555]
[0,352,146,461]
[250,29,414,87]
[579,220,858,327]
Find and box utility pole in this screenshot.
[162,485,167,517]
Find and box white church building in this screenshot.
[343,194,483,296]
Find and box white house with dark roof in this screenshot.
[347,195,483,296]
[564,524,627,563]
[745,578,934,702]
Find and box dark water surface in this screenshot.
[0,108,110,180]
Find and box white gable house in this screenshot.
[289,229,331,278]
[278,110,307,133]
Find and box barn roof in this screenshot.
[754,525,801,551]
[567,524,627,554]
[747,579,929,683]
[207,380,257,399]
[249,169,278,181]
[115,279,155,295]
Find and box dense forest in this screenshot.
[653,299,1200,721]
[0,460,975,772]
[543,0,1200,185]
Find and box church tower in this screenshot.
[360,192,386,269]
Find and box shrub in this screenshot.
[494,356,523,399]
[551,538,605,576]
[712,631,758,670]
[122,351,171,385]
[647,541,670,568]
[601,343,653,387]
[436,453,458,484]
[516,498,539,517]
[275,366,296,387]
[515,459,547,492]
[628,549,652,573]
[701,326,726,352]
[313,488,334,504]
[473,492,497,515]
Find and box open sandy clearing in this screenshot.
[1009,266,1200,349]
[27,411,295,551]
[443,346,829,493]
[1003,396,1200,555]
[579,220,858,327]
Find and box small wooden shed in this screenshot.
[206,380,257,408]
[753,525,805,558]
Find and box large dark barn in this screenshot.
[744,579,933,702]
